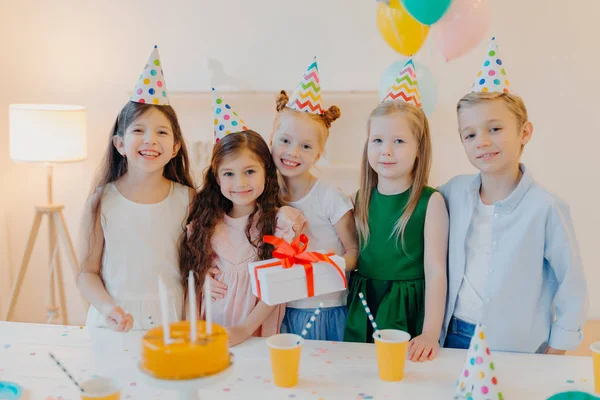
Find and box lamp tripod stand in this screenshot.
[3,164,84,323]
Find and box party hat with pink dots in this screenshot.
[471,37,510,94]
[286,56,324,114]
[454,325,504,400]
[130,45,170,105]
[212,88,249,143]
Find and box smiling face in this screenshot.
[458,98,533,176]
[216,149,266,215]
[270,112,324,180]
[367,113,419,183]
[113,107,180,174]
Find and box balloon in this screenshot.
[379,58,438,116]
[432,0,490,61]
[376,0,429,56]
[400,0,452,25]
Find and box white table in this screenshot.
[0,322,596,399]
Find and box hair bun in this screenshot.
[276,90,289,112]
[321,105,341,128]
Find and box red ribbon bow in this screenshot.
[253,234,347,300]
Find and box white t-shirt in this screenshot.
[453,196,495,324]
[286,179,353,309]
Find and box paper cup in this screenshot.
[592,342,600,394]
[267,334,303,388]
[373,329,411,382]
[80,377,121,400]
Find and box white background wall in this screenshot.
[0,0,598,324]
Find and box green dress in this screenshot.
[344,186,436,343]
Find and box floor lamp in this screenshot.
[3,104,88,324]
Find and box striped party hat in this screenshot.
[382,57,422,108]
[130,45,170,105]
[212,88,249,143]
[471,37,510,93]
[286,56,324,114]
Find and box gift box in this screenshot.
[248,234,347,306]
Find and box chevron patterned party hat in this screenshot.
[212,88,249,143]
[286,56,324,114]
[382,57,422,107]
[471,37,510,93]
[454,325,504,400]
[130,45,170,105]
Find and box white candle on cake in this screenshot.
[204,275,212,336]
[157,275,172,344]
[188,271,197,342]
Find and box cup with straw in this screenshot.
[267,302,323,388]
[50,352,121,399]
[357,292,412,382]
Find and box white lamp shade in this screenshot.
[9,104,87,163]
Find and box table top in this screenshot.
[0,322,596,399]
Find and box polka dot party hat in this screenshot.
[286,56,324,114]
[130,45,170,105]
[471,37,510,94]
[212,88,249,143]
[382,57,422,108]
[454,325,504,400]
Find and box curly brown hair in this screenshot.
[179,130,282,300]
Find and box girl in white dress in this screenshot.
[77,47,195,332]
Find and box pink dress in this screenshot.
[204,207,306,337]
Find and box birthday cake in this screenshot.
[140,320,230,380]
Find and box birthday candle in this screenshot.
[204,275,212,336]
[158,276,172,344]
[188,271,197,342]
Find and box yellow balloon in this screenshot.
[377,0,429,56]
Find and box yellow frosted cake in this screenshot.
[141,320,230,380]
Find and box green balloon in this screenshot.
[401,0,452,25]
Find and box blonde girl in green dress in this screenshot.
[344,99,449,363]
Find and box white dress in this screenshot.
[85,181,189,330]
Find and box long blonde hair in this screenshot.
[355,101,432,250]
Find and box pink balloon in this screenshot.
[432,0,490,61]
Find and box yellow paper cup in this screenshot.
[592,341,600,394]
[80,377,121,400]
[373,329,411,382]
[267,333,303,388]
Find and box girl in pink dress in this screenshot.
[180,130,305,346]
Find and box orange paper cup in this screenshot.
[80,377,121,400]
[267,333,304,388]
[592,341,600,394]
[373,329,411,382]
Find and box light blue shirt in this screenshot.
[439,164,588,353]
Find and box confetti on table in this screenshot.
[223,388,231,392]
[264,379,271,383]
[236,378,244,382]
[129,382,137,386]
[3,344,11,349]
[566,380,575,384]
[288,395,296,398]
[580,378,588,382]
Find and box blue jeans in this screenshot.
[444,316,476,349]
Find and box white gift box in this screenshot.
[248,252,347,306]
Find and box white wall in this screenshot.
[1,0,598,324]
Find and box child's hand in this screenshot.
[105,306,134,332]
[208,267,228,301]
[408,332,440,362]
[226,324,250,347]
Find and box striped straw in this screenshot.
[49,352,84,393]
[297,302,324,344]
[358,292,380,338]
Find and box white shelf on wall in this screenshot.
[168,90,377,192]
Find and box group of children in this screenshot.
[77,39,588,362]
